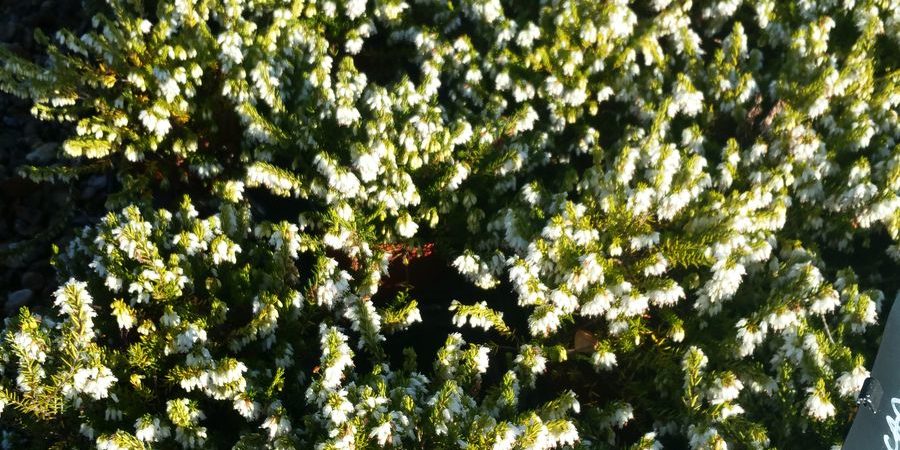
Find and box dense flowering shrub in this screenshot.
[0,0,898,448]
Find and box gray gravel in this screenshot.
[0,0,92,317]
[5,288,34,316]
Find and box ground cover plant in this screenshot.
[0,0,898,448]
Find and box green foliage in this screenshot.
[0,0,898,448]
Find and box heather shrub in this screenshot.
[0,0,898,448]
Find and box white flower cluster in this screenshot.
[317,325,354,390]
[69,366,117,402]
[449,300,508,333]
[135,415,171,443]
[1,0,897,447]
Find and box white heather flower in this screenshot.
[720,404,745,419]
[217,31,244,64]
[80,423,95,440]
[448,163,469,190]
[848,293,878,333]
[492,425,519,450]
[315,264,352,309]
[269,222,302,257]
[354,152,380,182]
[766,309,798,332]
[568,253,603,294]
[470,0,502,23]
[465,68,483,84]
[105,275,123,292]
[495,71,511,90]
[688,426,725,450]
[260,414,291,440]
[708,375,743,405]
[611,404,634,428]
[607,1,637,38]
[96,436,126,450]
[648,282,685,307]
[673,79,704,117]
[323,392,354,425]
[54,279,97,325]
[396,213,418,238]
[550,289,578,314]
[513,107,539,134]
[705,262,746,303]
[452,121,473,146]
[234,396,260,419]
[592,349,617,370]
[105,406,123,422]
[161,308,181,328]
[211,239,240,265]
[322,230,348,251]
[344,0,366,19]
[320,326,354,390]
[405,307,422,325]
[808,96,828,118]
[451,301,495,331]
[515,345,548,376]
[453,253,480,275]
[516,22,540,48]
[370,421,392,446]
[629,186,654,215]
[139,20,152,34]
[630,232,659,250]
[138,107,171,138]
[581,290,613,317]
[114,307,134,330]
[622,292,649,317]
[804,388,836,421]
[549,421,578,446]
[346,36,364,54]
[336,105,361,126]
[135,416,171,442]
[643,254,668,276]
[12,331,47,363]
[684,346,709,373]
[221,180,245,202]
[836,366,870,398]
[71,366,117,400]
[321,1,337,17]
[735,319,766,357]
[474,346,491,373]
[175,324,207,353]
[159,77,180,102]
[528,306,561,336]
[810,287,840,315]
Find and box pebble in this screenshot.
[2,116,24,127]
[14,218,39,237]
[26,141,57,163]
[24,120,38,140]
[34,1,56,26]
[21,271,44,291]
[87,174,107,188]
[5,288,33,316]
[0,21,17,42]
[13,206,42,237]
[82,175,108,199]
[50,187,69,204]
[81,185,98,200]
